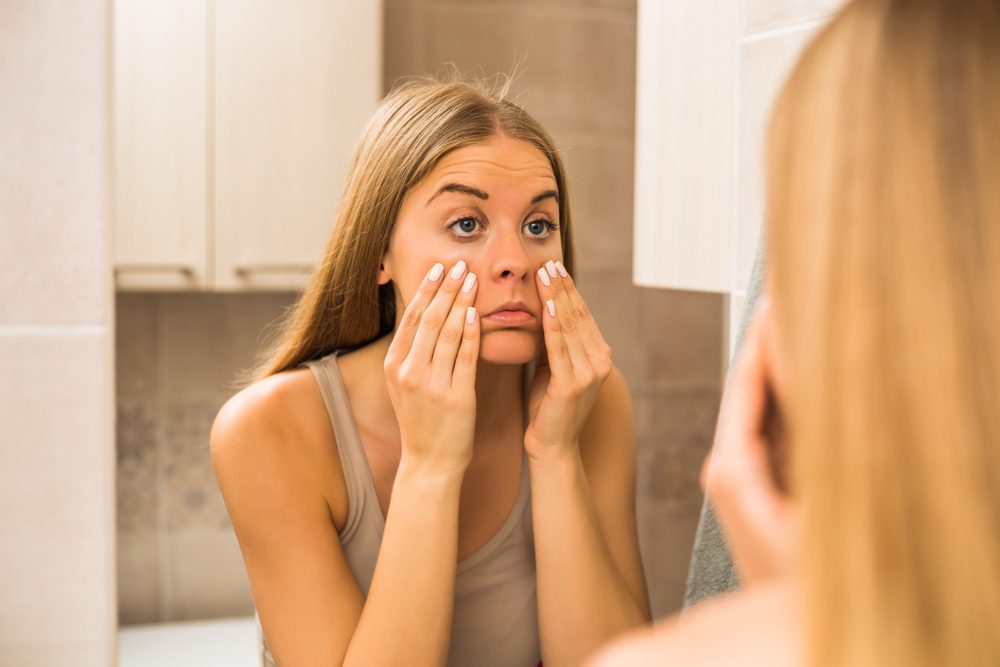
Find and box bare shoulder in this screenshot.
[211,365,346,523]
[588,582,802,667]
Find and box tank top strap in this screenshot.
[302,351,383,542]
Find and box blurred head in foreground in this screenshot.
[768,0,1000,665]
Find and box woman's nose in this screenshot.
[487,229,531,283]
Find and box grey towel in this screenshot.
[682,230,768,609]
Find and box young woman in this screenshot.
[211,78,651,667]
[590,0,1000,666]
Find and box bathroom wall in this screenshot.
[0,1,116,664]
[115,0,725,624]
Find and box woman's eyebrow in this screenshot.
[425,184,560,206]
[426,183,488,205]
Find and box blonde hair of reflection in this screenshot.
[238,75,576,385]
[767,1,1000,665]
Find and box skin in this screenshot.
[211,133,651,667]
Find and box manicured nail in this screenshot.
[545,260,558,278]
[546,299,556,317]
[554,261,569,278]
[466,306,477,325]
[537,266,551,286]
[450,260,467,280]
[428,263,444,282]
[462,272,477,292]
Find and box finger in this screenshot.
[386,262,445,368]
[431,271,478,382]
[451,305,481,391]
[553,260,612,367]
[408,260,468,367]
[543,260,592,379]
[536,265,575,382]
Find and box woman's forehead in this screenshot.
[427,136,556,189]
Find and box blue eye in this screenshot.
[449,217,480,236]
[524,218,556,239]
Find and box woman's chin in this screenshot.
[478,329,539,365]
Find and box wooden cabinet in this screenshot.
[114,0,381,291]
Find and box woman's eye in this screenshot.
[524,219,555,238]
[450,217,480,236]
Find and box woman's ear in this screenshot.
[377,258,392,286]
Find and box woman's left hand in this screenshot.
[524,260,613,462]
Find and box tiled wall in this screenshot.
[0,2,116,664]
[116,293,294,623]
[116,0,725,624]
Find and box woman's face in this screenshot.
[382,133,562,365]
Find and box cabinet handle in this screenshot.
[233,264,314,277]
[115,264,196,276]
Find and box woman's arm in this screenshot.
[213,260,482,667]
[529,369,651,667]
[212,390,465,667]
[527,261,652,667]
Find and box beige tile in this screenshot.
[573,268,644,387]
[0,333,115,649]
[425,6,635,138]
[0,0,111,327]
[117,395,161,534]
[0,642,113,667]
[165,530,255,621]
[384,0,429,90]
[635,387,721,515]
[115,294,161,396]
[561,136,634,273]
[637,502,702,618]
[744,0,844,34]
[160,292,296,396]
[638,288,725,388]
[735,26,819,293]
[162,396,231,531]
[118,535,162,625]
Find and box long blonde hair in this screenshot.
[768,0,1000,665]
[241,76,576,384]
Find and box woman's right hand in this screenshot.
[383,260,481,477]
[702,297,798,586]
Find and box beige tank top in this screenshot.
[257,351,541,667]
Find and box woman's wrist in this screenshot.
[395,451,469,490]
[525,436,581,470]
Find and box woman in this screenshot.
[211,78,651,667]
[591,0,1000,665]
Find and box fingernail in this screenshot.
[546,299,556,317]
[466,306,477,325]
[554,261,569,278]
[545,260,558,278]
[462,272,477,293]
[428,263,444,282]
[537,266,551,287]
[450,260,467,280]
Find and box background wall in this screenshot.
[0,1,117,664]
[115,0,726,625]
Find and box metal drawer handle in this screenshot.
[115,264,195,276]
[233,264,314,277]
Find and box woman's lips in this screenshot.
[482,310,534,325]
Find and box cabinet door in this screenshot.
[213,0,381,291]
[114,0,209,290]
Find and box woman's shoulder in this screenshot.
[210,364,348,521]
[588,581,801,667]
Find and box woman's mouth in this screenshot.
[483,302,535,326]
[484,310,534,325]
